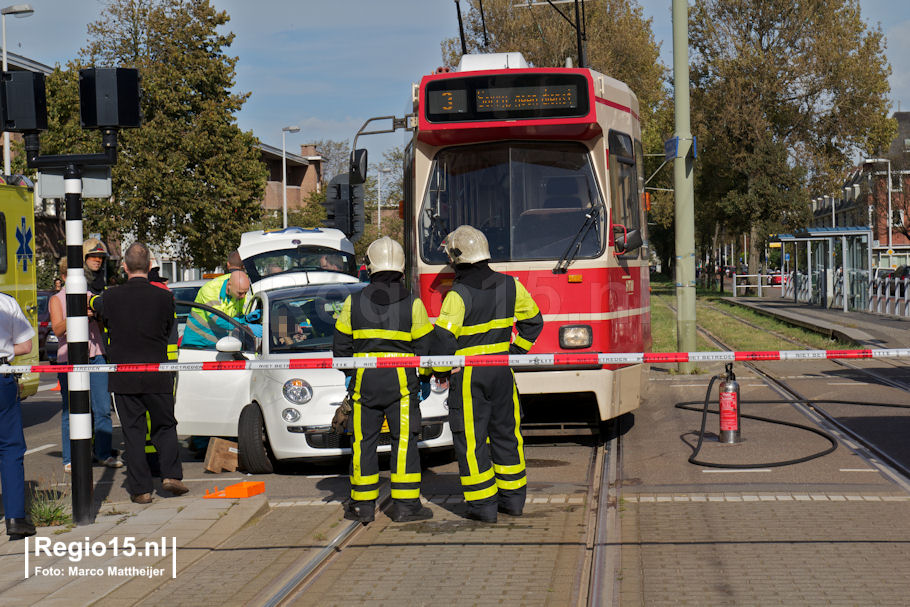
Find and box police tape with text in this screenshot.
[3,349,910,375]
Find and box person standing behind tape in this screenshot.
[333,237,435,524]
[0,293,37,540]
[90,242,186,504]
[433,226,543,523]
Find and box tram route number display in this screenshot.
[424,73,590,122]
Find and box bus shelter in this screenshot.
[773,226,873,312]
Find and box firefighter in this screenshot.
[333,237,434,524]
[433,225,543,523]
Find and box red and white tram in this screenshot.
[399,53,651,421]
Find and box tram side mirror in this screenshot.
[350,149,368,185]
[612,224,643,255]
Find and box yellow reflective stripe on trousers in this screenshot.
[351,489,379,500]
[395,367,411,482]
[462,367,479,477]
[464,484,498,501]
[351,368,366,482]
[460,466,495,486]
[512,373,525,468]
[493,462,525,475]
[455,342,512,356]
[353,328,412,341]
[495,477,527,490]
[458,317,514,336]
[352,473,379,485]
[391,488,421,499]
[512,334,534,352]
[392,472,421,483]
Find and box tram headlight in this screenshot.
[282,379,313,404]
[559,325,592,349]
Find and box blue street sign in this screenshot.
[664,136,679,162]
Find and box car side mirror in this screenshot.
[216,336,242,353]
[612,224,643,254]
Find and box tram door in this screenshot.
[810,240,828,307]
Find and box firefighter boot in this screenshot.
[389,500,433,523]
[464,504,497,523]
[343,500,375,524]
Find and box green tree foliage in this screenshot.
[258,189,328,231]
[690,0,894,269]
[34,0,267,270]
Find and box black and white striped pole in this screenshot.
[63,163,94,523]
[3,66,142,525]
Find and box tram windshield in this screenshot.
[419,141,604,264]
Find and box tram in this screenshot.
[400,52,650,421]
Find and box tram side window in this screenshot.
[0,213,6,273]
[608,131,642,256]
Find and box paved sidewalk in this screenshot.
[0,494,267,607]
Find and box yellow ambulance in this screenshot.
[0,182,39,398]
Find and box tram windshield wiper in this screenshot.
[553,203,603,274]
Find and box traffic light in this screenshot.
[322,173,364,243]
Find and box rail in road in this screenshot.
[693,302,910,487]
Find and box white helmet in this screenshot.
[443,225,490,265]
[366,237,405,274]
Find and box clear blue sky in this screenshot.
[6,0,909,169]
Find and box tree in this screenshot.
[258,189,328,231]
[311,139,350,182]
[690,0,895,272]
[30,0,267,270]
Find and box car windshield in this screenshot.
[419,141,604,263]
[37,293,49,315]
[172,286,203,322]
[244,246,357,283]
[268,283,366,353]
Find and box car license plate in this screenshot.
[380,419,389,433]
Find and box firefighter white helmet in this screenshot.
[443,225,490,265]
[366,237,405,274]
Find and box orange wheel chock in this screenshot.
[203,481,265,499]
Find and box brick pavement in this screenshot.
[620,497,910,606]
[296,493,589,607]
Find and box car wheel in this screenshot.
[238,403,275,474]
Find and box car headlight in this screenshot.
[282,379,313,404]
[47,334,58,343]
[559,325,593,349]
[281,408,301,423]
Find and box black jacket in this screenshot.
[92,276,176,394]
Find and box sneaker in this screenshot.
[130,493,153,504]
[63,463,71,473]
[100,456,124,468]
[389,503,433,523]
[162,478,189,496]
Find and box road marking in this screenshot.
[24,443,55,455]
[701,468,772,473]
[626,494,909,503]
[840,468,878,472]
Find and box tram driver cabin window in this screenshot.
[608,131,642,256]
[418,142,604,264]
[0,214,6,274]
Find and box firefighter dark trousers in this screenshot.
[448,366,526,517]
[349,370,423,508]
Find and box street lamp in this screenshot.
[281,125,300,228]
[1,3,34,176]
[377,167,392,234]
[864,157,892,266]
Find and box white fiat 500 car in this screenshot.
[174,280,452,473]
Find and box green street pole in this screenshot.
[672,0,697,373]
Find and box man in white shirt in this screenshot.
[0,293,37,539]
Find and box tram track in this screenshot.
[253,422,619,606]
[688,306,910,489]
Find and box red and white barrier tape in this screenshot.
[3,348,910,374]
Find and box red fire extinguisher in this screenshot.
[718,362,741,444]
